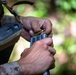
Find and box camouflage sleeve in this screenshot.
[0,62,23,75]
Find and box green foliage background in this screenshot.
[3,0,76,75]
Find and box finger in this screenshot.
[47,46,56,55]
[31,20,41,33]
[48,55,55,69]
[40,38,53,46]
[29,30,35,36]
[42,19,52,35]
[21,28,31,41]
[43,52,55,70]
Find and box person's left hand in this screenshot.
[20,16,52,41]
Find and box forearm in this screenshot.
[0,62,23,75]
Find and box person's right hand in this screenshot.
[18,38,56,75]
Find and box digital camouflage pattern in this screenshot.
[0,62,23,75]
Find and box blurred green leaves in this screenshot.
[70,0,76,9]
[56,0,76,11]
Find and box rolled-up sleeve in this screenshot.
[0,62,23,75]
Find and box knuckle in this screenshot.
[35,41,47,49]
[35,41,41,45]
[35,41,45,45]
[51,48,56,55]
[54,49,56,55]
[48,38,53,43]
[42,44,47,49]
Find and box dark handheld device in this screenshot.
[0,22,22,64]
[30,34,50,75]
[0,22,22,51]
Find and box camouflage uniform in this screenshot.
[0,62,23,75]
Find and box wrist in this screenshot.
[18,60,35,75]
[0,61,23,75]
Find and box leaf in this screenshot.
[61,1,71,11]
[70,0,76,9]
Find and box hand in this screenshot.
[20,16,52,41]
[18,38,56,75]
